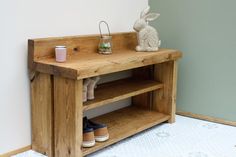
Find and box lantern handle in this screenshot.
[99,21,111,38]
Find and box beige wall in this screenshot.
[0,0,148,154]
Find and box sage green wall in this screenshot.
[150,0,236,121]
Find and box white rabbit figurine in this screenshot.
[133,6,161,52]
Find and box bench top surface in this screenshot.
[34,49,182,79]
[29,32,182,79]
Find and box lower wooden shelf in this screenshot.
[82,106,170,156]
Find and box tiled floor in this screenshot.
[13,116,236,157]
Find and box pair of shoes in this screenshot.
[83,76,100,102]
[83,117,109,148]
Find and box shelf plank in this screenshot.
[29,32,182,79]
[34,49,182,79]
[83,106,170,156]
[83,79,163,111]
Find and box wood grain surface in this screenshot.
[83,106,170,156]
[153,61,178,123]
[54,77,83,157]
[31,73,53,157]
[29,32,182,80]
[83,78,163,111]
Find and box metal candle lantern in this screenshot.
[98,21,112,54]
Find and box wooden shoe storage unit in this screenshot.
[28,32,182,157]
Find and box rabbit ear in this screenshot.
[140,6,150,18]
[144,13,160,21]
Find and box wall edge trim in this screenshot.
[177,111,236,127]
[0,145,32,157]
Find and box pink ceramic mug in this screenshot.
[55,46,67,62]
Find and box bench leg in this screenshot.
[54,77,83,157]
[153,61,178,123]
[31,73,53,157]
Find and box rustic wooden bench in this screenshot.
[28,32,182,157]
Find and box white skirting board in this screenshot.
[13,116,236,157]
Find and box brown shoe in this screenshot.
[84,117,109,142]
[94,126,109,142]
[83,121,95,147]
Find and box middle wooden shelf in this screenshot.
[83,78,164,111]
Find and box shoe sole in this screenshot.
[82,140,95,148]
[95,134,109,142]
